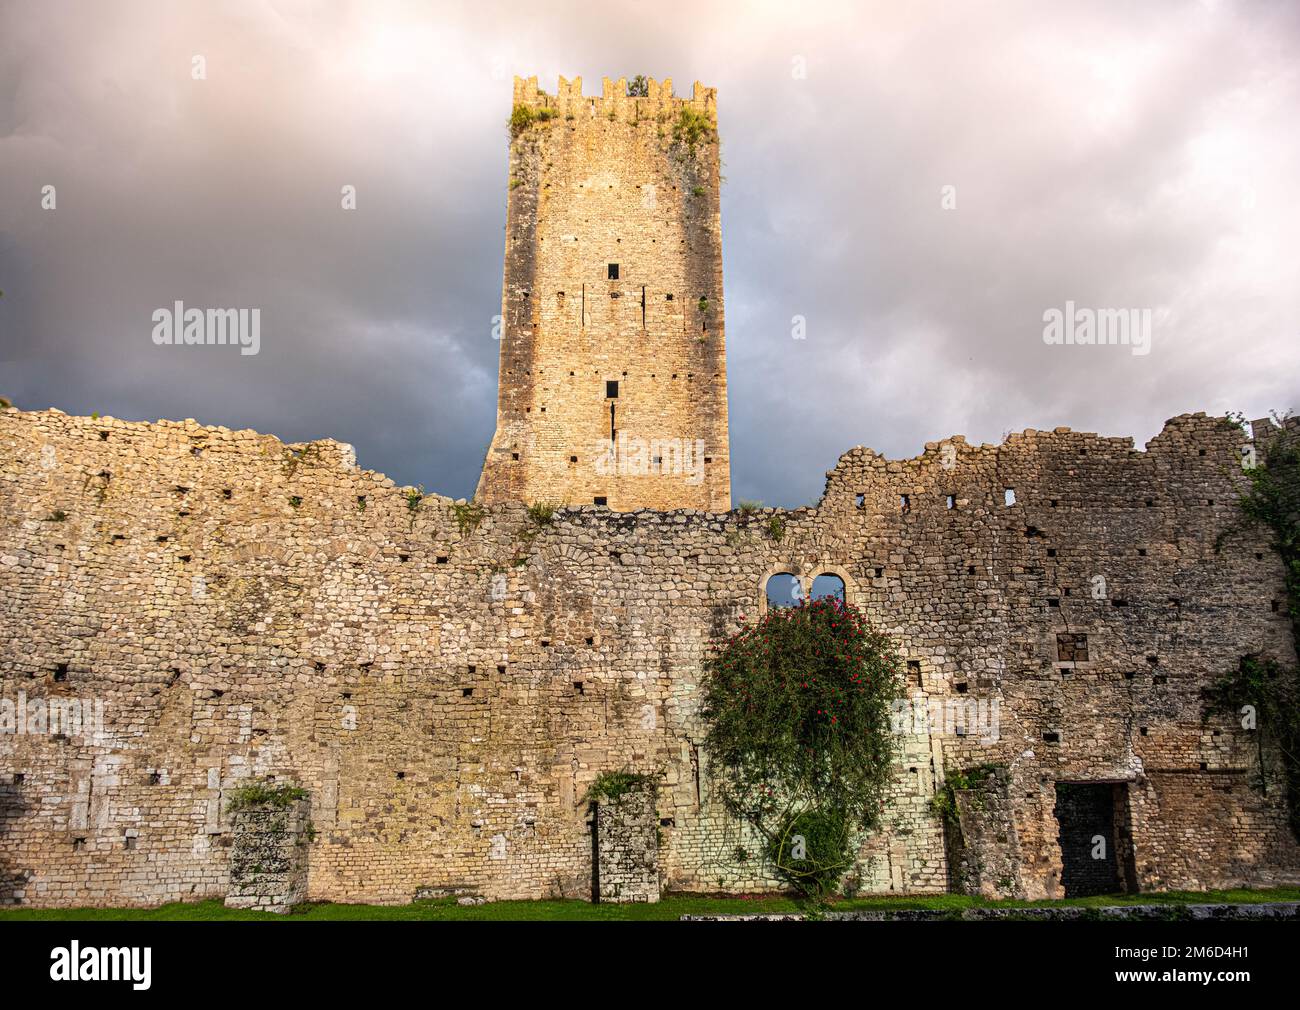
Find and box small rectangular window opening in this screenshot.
[1004,488,1016,506]
[607,263,619,280]
[606,380,619,398]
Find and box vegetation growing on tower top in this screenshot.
[672,106,714,152]
[509,104,556,137]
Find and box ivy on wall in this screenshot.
[1211,414,1300,838]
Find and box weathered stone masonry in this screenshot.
[1,403,1298,906]
[477,76,731,513]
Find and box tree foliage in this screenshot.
[1235,416,1300,643]
[702,597,904,896]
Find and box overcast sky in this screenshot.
[2,0,1297,507]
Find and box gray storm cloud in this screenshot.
[1,0,1297,506]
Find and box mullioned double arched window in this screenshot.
[759,565,850,613]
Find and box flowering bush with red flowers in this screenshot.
[701,596,904,896]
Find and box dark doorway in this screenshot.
[1054,782,1135,897]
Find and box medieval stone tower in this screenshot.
[476,75,731,512]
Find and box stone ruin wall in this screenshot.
[1,403,1298,907]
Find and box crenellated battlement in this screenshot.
[511,74,717,124]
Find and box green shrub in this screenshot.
[452,501,486,536]
[583,769,656,804]
[509,104,536,136]
[672,106,714,151]
[526,502,555,526]
[930,764,1000,824]
[702,596,904,898]
[226,782,308,814]
[767,808,853,898]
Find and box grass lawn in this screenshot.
[1,886,1297,921]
